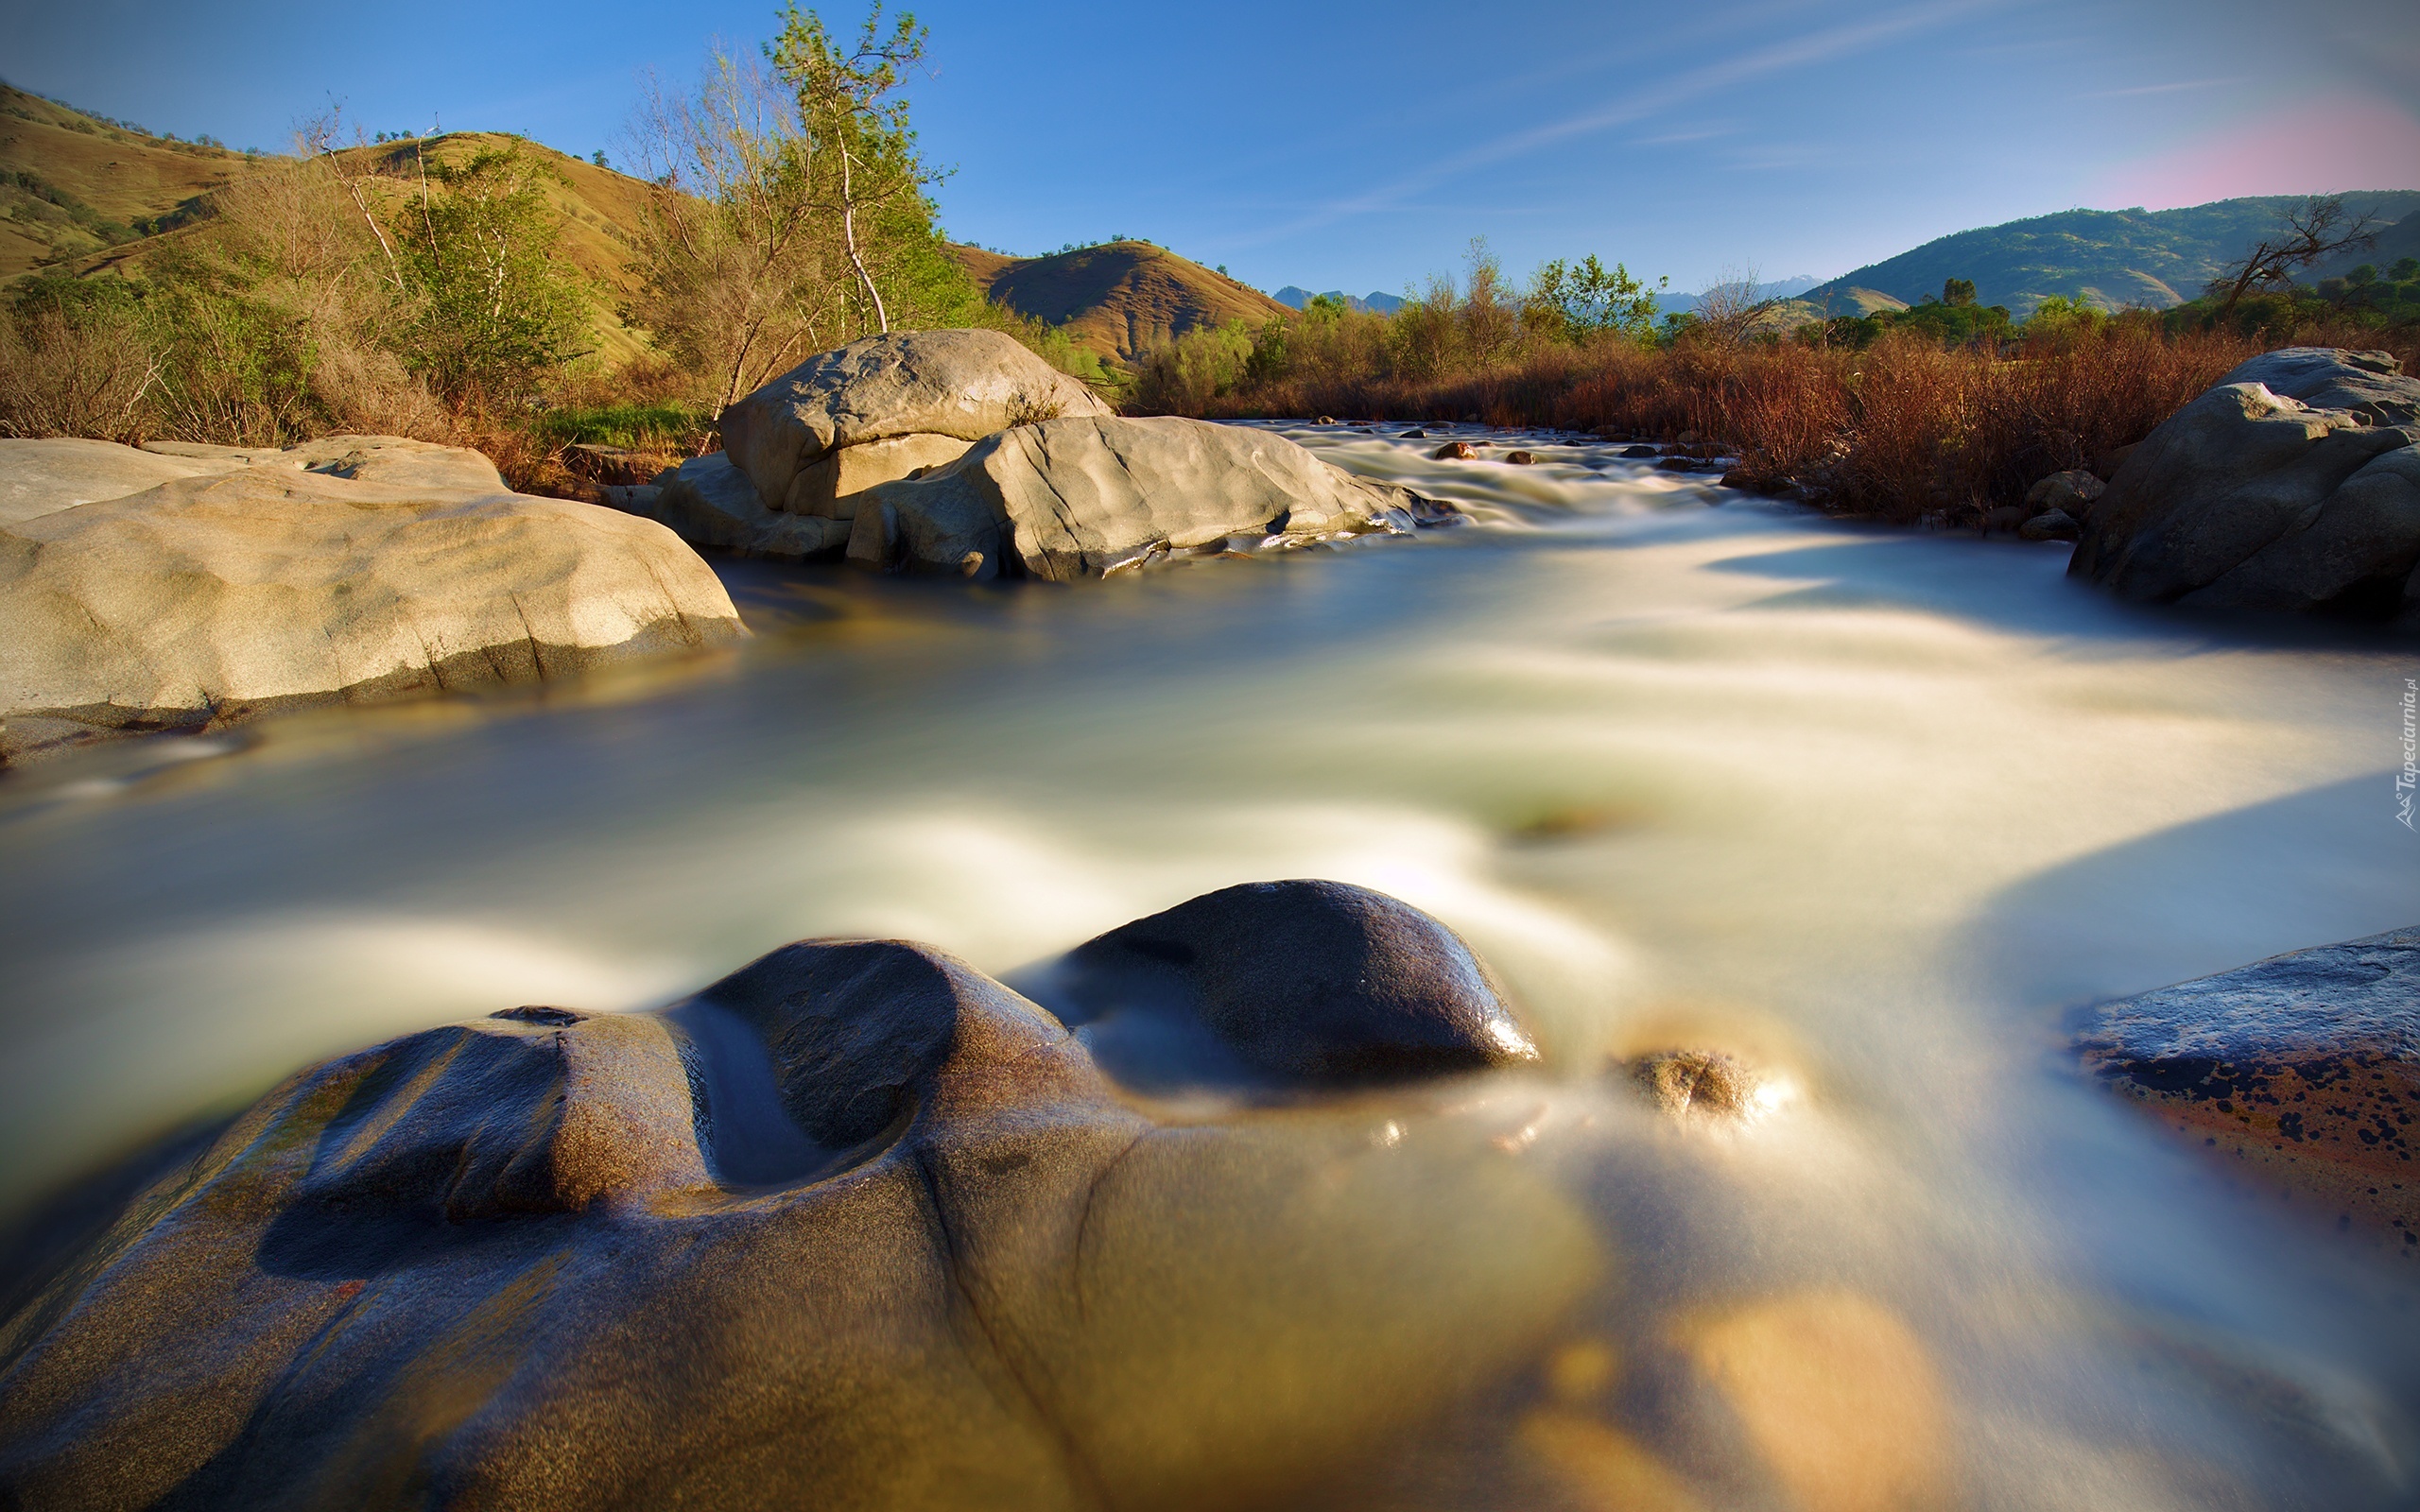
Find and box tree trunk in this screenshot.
[838,142,888,335]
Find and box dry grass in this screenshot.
[1183,317,2417,524]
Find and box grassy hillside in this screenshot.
[957,240,1292,364]
[0,83,276,277]
[1806,193,2420,317]
[25,110,665,366]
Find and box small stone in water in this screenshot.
[1629,1049,1764,1121]
[1433,441,1478,460]
[1506,451,1536,465]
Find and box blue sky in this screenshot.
[5,0,2415,295]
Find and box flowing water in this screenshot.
[4,424,2418,1507]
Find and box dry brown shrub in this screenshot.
[0,302,158,441]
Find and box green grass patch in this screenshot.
[531,401,711,450]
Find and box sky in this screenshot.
[4,0,2416,296]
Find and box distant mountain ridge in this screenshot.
[1655,274,1824,317]
[1805,193,2420,317]
[1273,286,1408,315]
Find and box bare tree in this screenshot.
[1690,263,1787,345]
[2208,196,2379,317]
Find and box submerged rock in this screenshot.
[718,329,1112,513]
[0,887,1597,1510]
[1434,440,1478,460]
[847,415,1459,580]
[1627,1049,1767,1122]
[0,439,743,763]
[2069,349,2420,623]
[2078,926,2420,1250]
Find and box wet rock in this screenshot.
[1506,451,1537,465]
[848,416,1447,580]
[0,442,743,764]
[2023,468,2104,519]
[1983,504,2029,535]
[718,329,1112,512]
[1627,1049,1765,1122]
[1030,879,1539,1085]
[1621,445,1660,459]
[1401,428,1427,438]
[2019,507,2081,541]
[606,451,852,561]
[2068,351,2420,621]
[1317,415,1337,425]
[0,891,1597,1510]
[2077,925,2420,1248]
[1434,441,1478,460]
[2093,441,2138,481]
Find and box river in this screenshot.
[3,423,2415,1507]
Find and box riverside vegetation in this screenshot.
[1132,228,2420,526]
[0,5,1086,497]
[1,6,2415,533]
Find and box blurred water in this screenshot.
[3,421,2417,1506]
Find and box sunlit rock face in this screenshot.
[2079,925,2420,1252]
[0,438,744,764]
[0,885,1599,1511]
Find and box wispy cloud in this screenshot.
[2084,78,2238,98]
[1216,0,2000,250]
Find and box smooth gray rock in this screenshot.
[846,415,1450,581]
[0,446,745,762]
[2018,507,2081,541]
[1028,879,1538,1085]
[610,452,852,561]
[0,438,242,524]
[2023,469,2103,519]
[2215,347,2420,427]
[719,330,1112,511]
[2077,927,2420,1246]
[0,898,1596,1511]
[2069,354,2420,619]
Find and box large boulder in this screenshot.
[0,889,1598,1510]
[719,330,1112,513]
[847,414,1458,580]
[2078,926,2419,1254]
[607,452,853,562]
[0,440,744,762]
[2215,346,2420,426]
[2068,350,2420,621]
[0,438,244,524]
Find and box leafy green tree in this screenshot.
[1524,255,1666,342]
[393,146,583,404]
[769,3,937,334]
[1942,277,1977,308]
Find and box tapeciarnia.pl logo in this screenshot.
[2399,677,2417,832]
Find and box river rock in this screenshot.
[1023,879,1538,1085]
[2217,346,2420,426]
[0,442,744,762]
[2077,926,2419,1251]
[0,893,1598,1509]
[2023,468,2104,518]
[783,431,975,520]
[846,416,1457,581]
[612,451,852,561]
[2068,352,2420,621]
[1434,441,1478,460]
[718,330,1112,512]
[2018,507,2081,541]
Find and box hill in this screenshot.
[0,82,278,277]
[6,87,664,365]
[956,241,1292,365]
[1805,193,2420,317]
